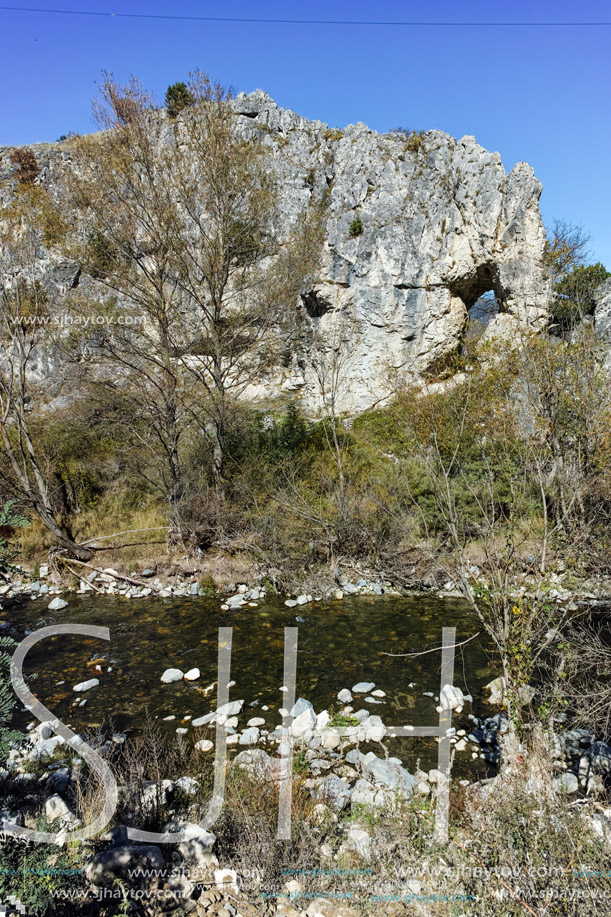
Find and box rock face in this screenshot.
[594,278,611,343]
[232,91,550,410]
[1,91,551,412]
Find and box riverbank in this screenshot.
[3,550,611,608]
[2,681,611,917]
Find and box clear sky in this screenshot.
[1,0,609,267]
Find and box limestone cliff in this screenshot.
[1,90,552,412]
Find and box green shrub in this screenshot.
[550,261,610,333]
[165,81,195,119]
[348,215,363,238]
[405,129,426,153]
[0,637,23,764]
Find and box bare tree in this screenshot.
[544,218,591,282]
[168,71,320,492]
[384,365,577,734]
[0,191,93,559]
[64,75,193,540]
[66,71,322,529]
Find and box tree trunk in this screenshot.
[35,504,94,561]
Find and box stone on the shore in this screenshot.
[315,775,352,811]
[290,697,314,717]
[85,845,164,884]
[322,728,341,750]
[362,715,385,742]
[160,668,184,684]
[485,676,506,705]
[45,794,76,825]
[291,707,317,738]
[361,753,415,794]
[587,741,611,775]
[195,740,214,752]
[343,826,372,860]
[239,727,260,745]
[175,776,198,795]
[554,772,578,794]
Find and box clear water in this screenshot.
[2,592,499,776]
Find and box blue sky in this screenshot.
[1,0,609,266]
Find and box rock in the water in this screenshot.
[440,684,465,711]
[160,668,184,684]
[184,668,201,681]
[73,678,99,692]
[337,688,353,704]
[48,597,68,610]
[216,699,244,718]
[352,682,375,694]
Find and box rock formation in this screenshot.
[1,91,552,412]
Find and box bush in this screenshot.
[165,81,195,118]
[10,147,39,185]
[348,215,363,238]
[405,129,426,153]
[0,637,23,765]
[550,261,610,333]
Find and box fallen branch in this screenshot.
[64,565,106,595]
[380,632,480,657]
[56,557,162,594]
[81,527,167,547]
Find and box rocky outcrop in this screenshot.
[231,91,550,410]
[594,278,611,343]
[1,91,551,413]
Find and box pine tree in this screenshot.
[165,81,195,118]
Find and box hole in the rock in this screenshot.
[467,290,501,331]
[450,263,504,309]
[301,289,331,318]
[449,263,506,347]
